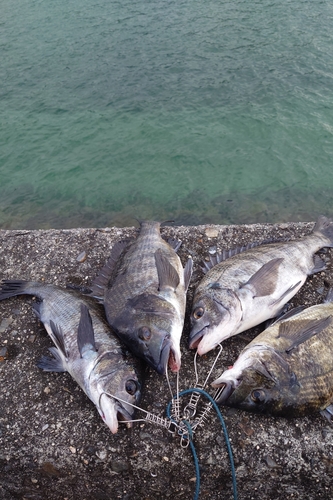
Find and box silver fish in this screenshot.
[190,216,333,355]
[90,221,193,375]
[0,280,143,434]
[212,290,333,419]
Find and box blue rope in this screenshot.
[167,388,238,500]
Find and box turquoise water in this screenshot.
[1,0,333,229]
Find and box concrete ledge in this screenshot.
[0,222,332,500]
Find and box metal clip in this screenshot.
[183,344,223,421]
[102,391,179,435]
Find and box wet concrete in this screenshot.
[0,221,332,500]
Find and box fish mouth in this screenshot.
[211,380,235,404]
[156,338,172,375]
[117,404,134,427]
[188,326,208,350]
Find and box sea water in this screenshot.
[1,0,333,229]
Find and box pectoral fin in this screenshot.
[241,258,284,297]
[77,304,97,358]
[278,316,332,353]
[154,249,180,291]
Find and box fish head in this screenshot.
[189,286,242,355]
[93,356,143,433]
[212,345,301,416]
[113,293,181,375]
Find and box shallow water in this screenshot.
[1,0,333,229]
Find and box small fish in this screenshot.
[189,215,333,355]
[89,221,193,375]
[211,290,333,419]
[0,280,143,433]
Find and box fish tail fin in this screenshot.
[0,280,32,301]
[313,216,333,246]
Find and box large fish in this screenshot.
[211,290,333,419]
[0,280,143,433]
[89,221,193,375]
[189,215,333,355]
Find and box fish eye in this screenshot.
[125,379,138,395]
[138,326,151,341]
[251,389,266,403]
[193,307,204,320]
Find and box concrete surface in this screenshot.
[0,221,332,500]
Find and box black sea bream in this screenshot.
[90,221,193,375]
[212,290,333,419]
[190,216,333,355]
[0,280,143,433]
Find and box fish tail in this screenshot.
[0,280,34,301]
[138,220,161,229]
[313,215,333,246]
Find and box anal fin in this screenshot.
[37,347,66,372]
[320,404,333,423]
[310,254,326,274]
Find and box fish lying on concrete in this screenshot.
[89,220,193,375]
[0,280,143,433]
[212,289,333,419]
[189,215,333,355]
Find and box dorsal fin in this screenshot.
[201,242,263,273]
[90,239,132,299]
[201,239,288,274]
[77,304,97,358]
[154,249,180,291]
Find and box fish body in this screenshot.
[90,221,192,374]
[0,280,143,433]
[212,290,333,418]
[190,216,333,355]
